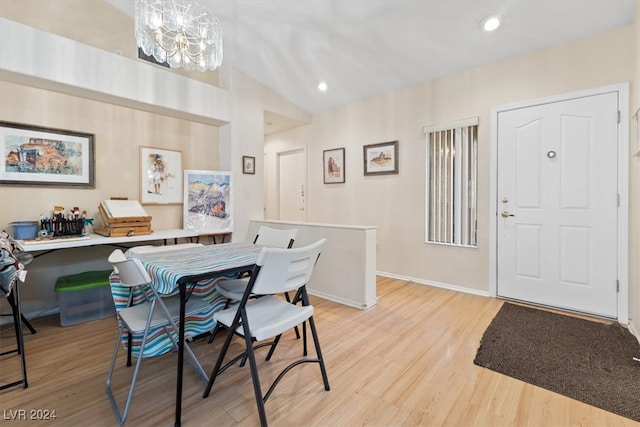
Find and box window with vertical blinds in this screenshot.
[424,118,478,247]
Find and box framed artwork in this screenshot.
[323,148,345,184]
[363,140,399,176]
[183,170,233,233]
[140,147,183,204]
[243,156,255,174]
[0,121,95,188]
[633,107,640,157]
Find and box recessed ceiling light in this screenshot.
[318,81,328,92]
[482,15,501,32]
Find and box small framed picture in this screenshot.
[323,148,345,184]
[363,140,399,176]
[243,156,255,174]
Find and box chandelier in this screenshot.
[135,0,223,72]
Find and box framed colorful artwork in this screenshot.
[363,140,399,176]
[140,146,182,204]
[0,121,95,188]
[323,148,345,184]
[183,170,233,233]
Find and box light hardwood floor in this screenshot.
[1,277,638,426]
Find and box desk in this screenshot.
[134,242,262,427]
[19,229,203,253]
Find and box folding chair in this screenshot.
[105,249,210,425]
[203,238,330,427]
[210,226,299,345]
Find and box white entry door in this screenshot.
[277,149,306,221]
[497,92,619,317]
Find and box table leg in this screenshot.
[175,281,185,427]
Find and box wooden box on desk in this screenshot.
[94,200,152,237]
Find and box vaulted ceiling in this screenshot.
[108,0,636,115]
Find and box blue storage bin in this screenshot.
[11,221,38,240]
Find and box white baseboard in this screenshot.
[376,271,491,298]
[308,288,377,310]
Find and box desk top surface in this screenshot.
[19,228,204,251]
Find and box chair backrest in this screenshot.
[252,226,298,249]
[249,238,326,295]
[108,249,152,288]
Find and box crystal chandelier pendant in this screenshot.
[135,0,223,72]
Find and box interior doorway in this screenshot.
[276,148,307,222]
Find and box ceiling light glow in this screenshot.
[318,81,328,92]
[482,16,501,32]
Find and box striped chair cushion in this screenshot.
[109,272,232,358]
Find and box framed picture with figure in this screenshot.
[139,147,182,204]
[323,148,345,184]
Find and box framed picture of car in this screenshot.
[0,121,95,188]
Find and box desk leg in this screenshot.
[176,281,185,427]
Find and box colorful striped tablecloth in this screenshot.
[134,242,262,295]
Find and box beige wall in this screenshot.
[629,0,640,336]
[0,81,219,229]
[266,26,634,301]
[0,80,220,315]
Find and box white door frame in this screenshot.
[275,147,307,221]
[489,83,630,323]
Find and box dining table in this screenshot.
[133,242,263,427]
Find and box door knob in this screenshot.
[501,211,515,218]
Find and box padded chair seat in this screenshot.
[215,295,313,342]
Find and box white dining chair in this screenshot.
[214,226,297,301]
[202,238,330,427]
[210,226,300,347]
[105,249,210,425]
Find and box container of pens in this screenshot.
[40,206,90,237]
